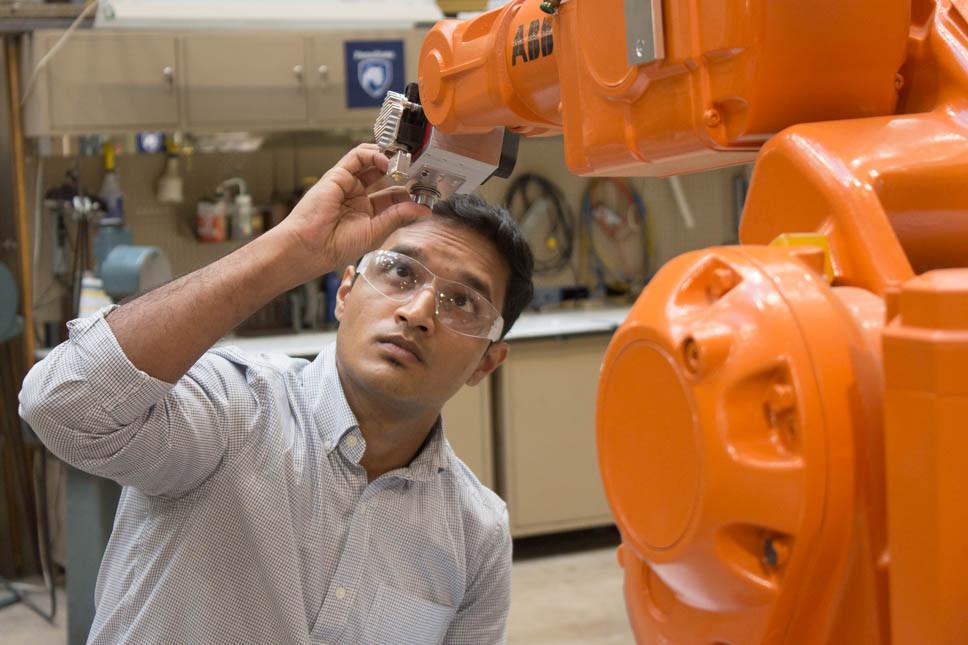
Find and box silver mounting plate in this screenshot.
[625,0,665,66]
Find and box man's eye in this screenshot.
[452,292,476,313]
[393,265,413,279]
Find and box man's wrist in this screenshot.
[255,227,334,292]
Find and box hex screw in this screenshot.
[764,383,795,426]
[682,337,701,374]
[703,108,722,128]
[539,0,561,15]
[763,536,790,569]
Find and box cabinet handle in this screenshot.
[318,64,330,86]
[293,64,305,88]
[162,66,175,91]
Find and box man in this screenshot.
[19,144,535,644]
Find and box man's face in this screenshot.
[334,216,511,413]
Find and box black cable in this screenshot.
[32,445,56,622]
[503,173,575,276]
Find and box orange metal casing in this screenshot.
[597,247,888,643]
[738,1,968,293]
[597,2,968,641]
[883,270,968,645]
[419,0,562,136]
[419,0,909,176]
[739,2,968,293]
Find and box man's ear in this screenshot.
[466,341,509,386]
[333,266,357,323]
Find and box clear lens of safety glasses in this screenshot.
[358,250,504,342]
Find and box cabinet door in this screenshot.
[308,35,347,127]
[183,34,309,129]
[441,383,493,489]
[45,32,178,131]
[498,335,615,536]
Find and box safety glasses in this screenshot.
[357,250,504,342]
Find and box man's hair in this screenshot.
[432,194,534,339]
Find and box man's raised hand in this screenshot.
[280,144,432,276]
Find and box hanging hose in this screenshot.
[580,178,650,294]
[503,173,576,276]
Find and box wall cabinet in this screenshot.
[28,31,179,133]
[24,29,426,136]
[181,34,310,129]
[496,335,615,537]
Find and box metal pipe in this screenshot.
[668,175,696,230]
[5,35,36,365]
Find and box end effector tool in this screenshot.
[373,84,519,210]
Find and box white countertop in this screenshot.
[35,307,633,361]
[218,306,632,358]
[503,306,630,340]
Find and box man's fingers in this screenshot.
[356,166,387,189]
[322,167,366,201]
[337,144,387,177]
[369,200,432,242]
[369,186,414,214]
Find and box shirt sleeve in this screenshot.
[444,512,513,645]
[19,306,252,498]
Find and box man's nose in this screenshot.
[394,286,437,333]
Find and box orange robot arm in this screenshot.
[417,0,906,176]
[375,1,968,642]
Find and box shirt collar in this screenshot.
[403,418,449,482]
[309,343,449,481]
[309,343,360,453]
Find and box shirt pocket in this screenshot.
[362,583,456,645]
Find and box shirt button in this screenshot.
[346,435,358,449]
[335,586,347,600]
[324,440,334,450]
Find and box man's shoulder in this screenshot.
[207,345,311,377]
[439,443,508,534]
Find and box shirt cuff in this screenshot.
[68,305,175,425]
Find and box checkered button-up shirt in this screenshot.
[19,308,511,644]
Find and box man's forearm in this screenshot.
[108,228,319,383]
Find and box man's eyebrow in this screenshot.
[456,271,493,302]
[388,244,494,301]
[388,244,425,261]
